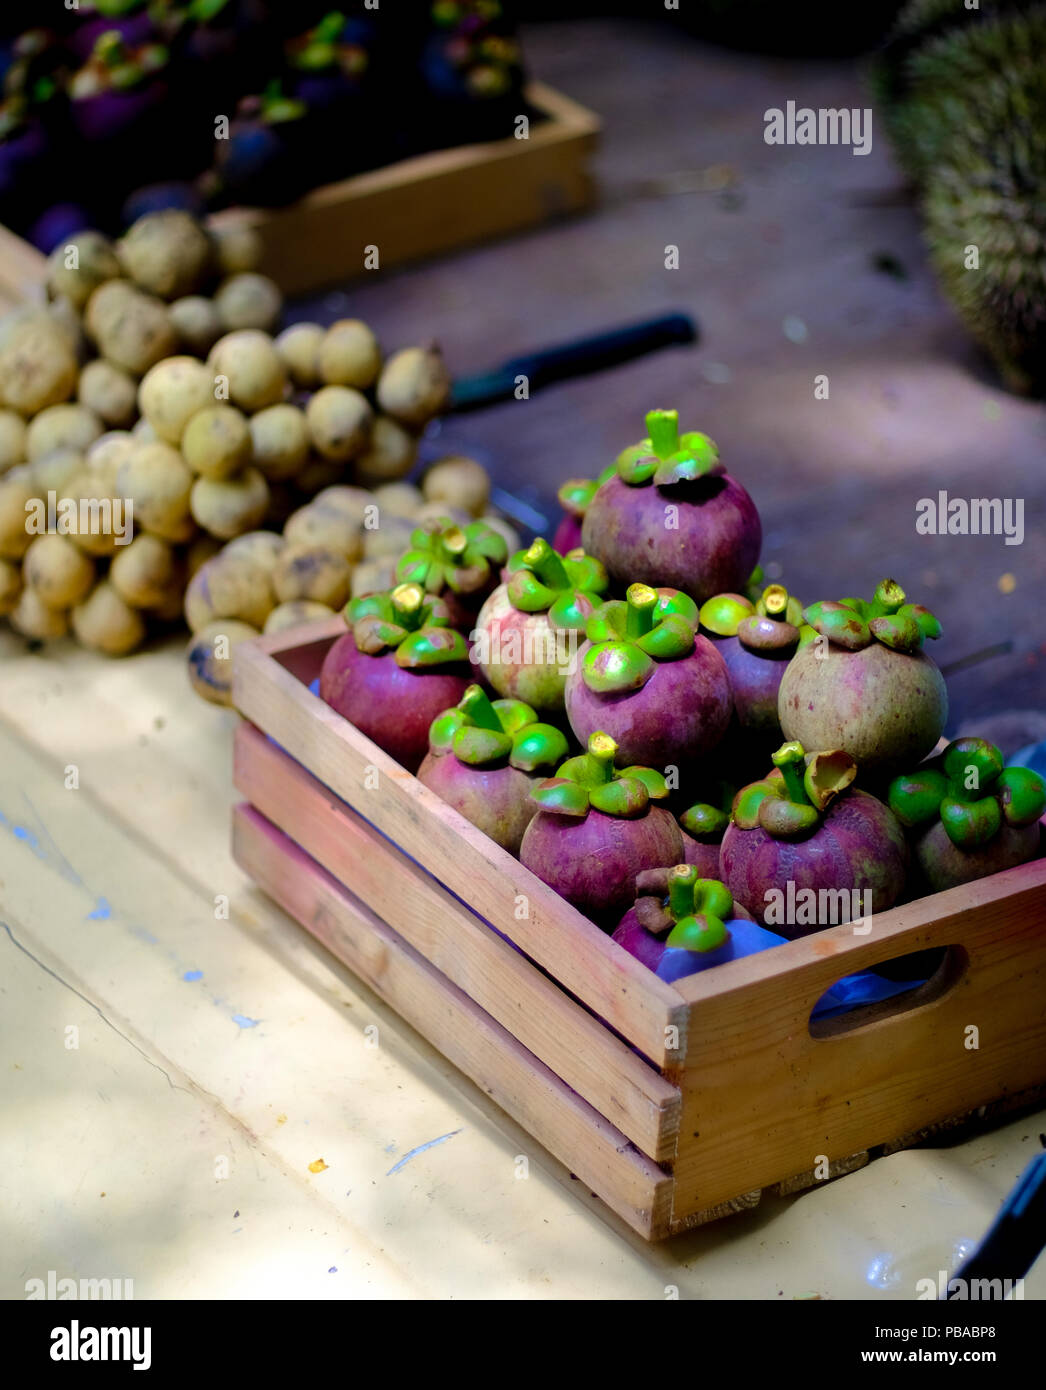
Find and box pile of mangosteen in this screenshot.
[318,406,1046,987]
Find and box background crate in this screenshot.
[231,618,1046,1239]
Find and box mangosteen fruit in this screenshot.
[473,537,607,714]
[720,741,909,932]
[319,581,472,772]
[552,469,613,556]
[395,515,508,629]
[519,732,683,924]
[564,581,730,770]
[677,787,734,878]
[417,683,568,854]
[580,409,762,603]
[778,578,947,779]
[888,737,1045,893]
[612,864,785,984]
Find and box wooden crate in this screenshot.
[0,83,598,311]
[231,617,1046,1240]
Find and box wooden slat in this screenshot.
[209,82,599,295]
[668,856,1046,1225]
[234,721,681,1162]
[232,803,673,1240]
[232,621,686,1065]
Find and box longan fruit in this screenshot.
[138,356,216,444]
[211,221,263,276]
[85,431,137,493]
[31,448,84,496]
[11,586,69,641]
[213,273,282,333]
[115,441,193,540]
[186,618,260,706]
[189,467,269,539]
[262,600,337,634]
[56,469,123,558]
[78,359,138,427]
[0,318,78,416]
[181,405,252,480]
[117,210,212,300]
[318,319,381,389]
[0,409,27,473]
[275,322,324,387]
[183,552,274,632]
[109,533,177,608]
[208,330,286,413]
[283,503,363,562]
[353,414,417,487]
[0,556,23,614]
[350,556,396,598]
[422,454,490,517]
[272,543,353,608]
[24,533,96,609]
[186,532,223,578]
[223,529,284,572]
[169,295,223,357]
[375,346,451,427]
[305,385,372,461]
[46,230,121,309]
[88,286,177,377]
[26,404,103,462]
[249,403,309,480]
[372,481,423,518]
[311,484,375,526]
[0,468,38,560]
[71,580,147,655]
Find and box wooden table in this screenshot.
[2,18,1044,1298]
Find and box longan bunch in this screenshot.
[0,206,457,657]
[184,458,519,706]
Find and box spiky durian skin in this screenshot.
[872,3,1046,393]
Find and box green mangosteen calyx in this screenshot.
[396,517,508,598]
[530,731,669,819]
[887,737,1046,852]
[632,865,734,953]
[428,683,568,772]
[347,582,469,669]
[557,472,612,520]
[679,782,734,843]
[615,409,725,489]
[732,741,857,838]
[505,537,607,629]
[803,578,941,654]
[700,583,803,655]
[581,583,697,694]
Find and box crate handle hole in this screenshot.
[809,944,968,1039]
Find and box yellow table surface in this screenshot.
[1,631,1042,1300]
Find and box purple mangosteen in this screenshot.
[420,1,525,148]
[719,741,908,932]
[612,865,786,984]
[778,578,948,780]
[888,737,1045,893]
[564,581,731,770]
[552,471,613,556]
[519,731,683,924]
[70,2,157,62]
[581,409,762,603]
[676,787,734,878]
[417,684,568,854]
[699,582,804,756]
[473,537,608,715]
[319,582,472,772]
[69,31,170,144]
[211,86,312,207]
[395,516,508,631]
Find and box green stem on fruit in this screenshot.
[458,684,503,733]
[587,731,617,783]
[771,741,812,806]
[625,583,658,638]
[761,584,788,618]
[391,582,426,631]
[645,409,680,460]
[522,537,569,591]
[667,863,698,920]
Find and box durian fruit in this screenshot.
[871,1,1046,394]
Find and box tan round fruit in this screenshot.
[115,441,193,540]
[249,403,308,480]
[46,230,121,309]
[263,600,336,634]
[181,405,252,480]
[350,556,396,598]
[413,501,471,529]
[353,414,417,487]
[24,534,96,609]
[211,222,263,276]
[85,432,137,492]
[318,319,381,389]
[183,552,274,632]
[88,286,177,377]
[0,556,23,613]
[272,543,353,608]
[187,533,223,578]
[26,404,103,462]
[138,356,215,444]
[0,318,79,416]
[31,448,83,495]
[56,469,121,557]
[372,481,424,517]
[422,454,490,517]
[305,385,372,461]
[132,417,156,441]
[0,469,38,560]
[11,586,69,640]
[109,534,177,608]
[78,359,138,427]
[0,409,27,473]
[117,210,211,300]
[362,514,416,559]
[169,295,223,356]
[189,467,269,539]
[214,273,282,333]
[71,580,146,655]
[186,618,260,706]
[275,322,323,387]
[312,484,374,526]
[223,529,284,572]
[208,330,286,413]
[283,503,363,561]
[375,346,451,427]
